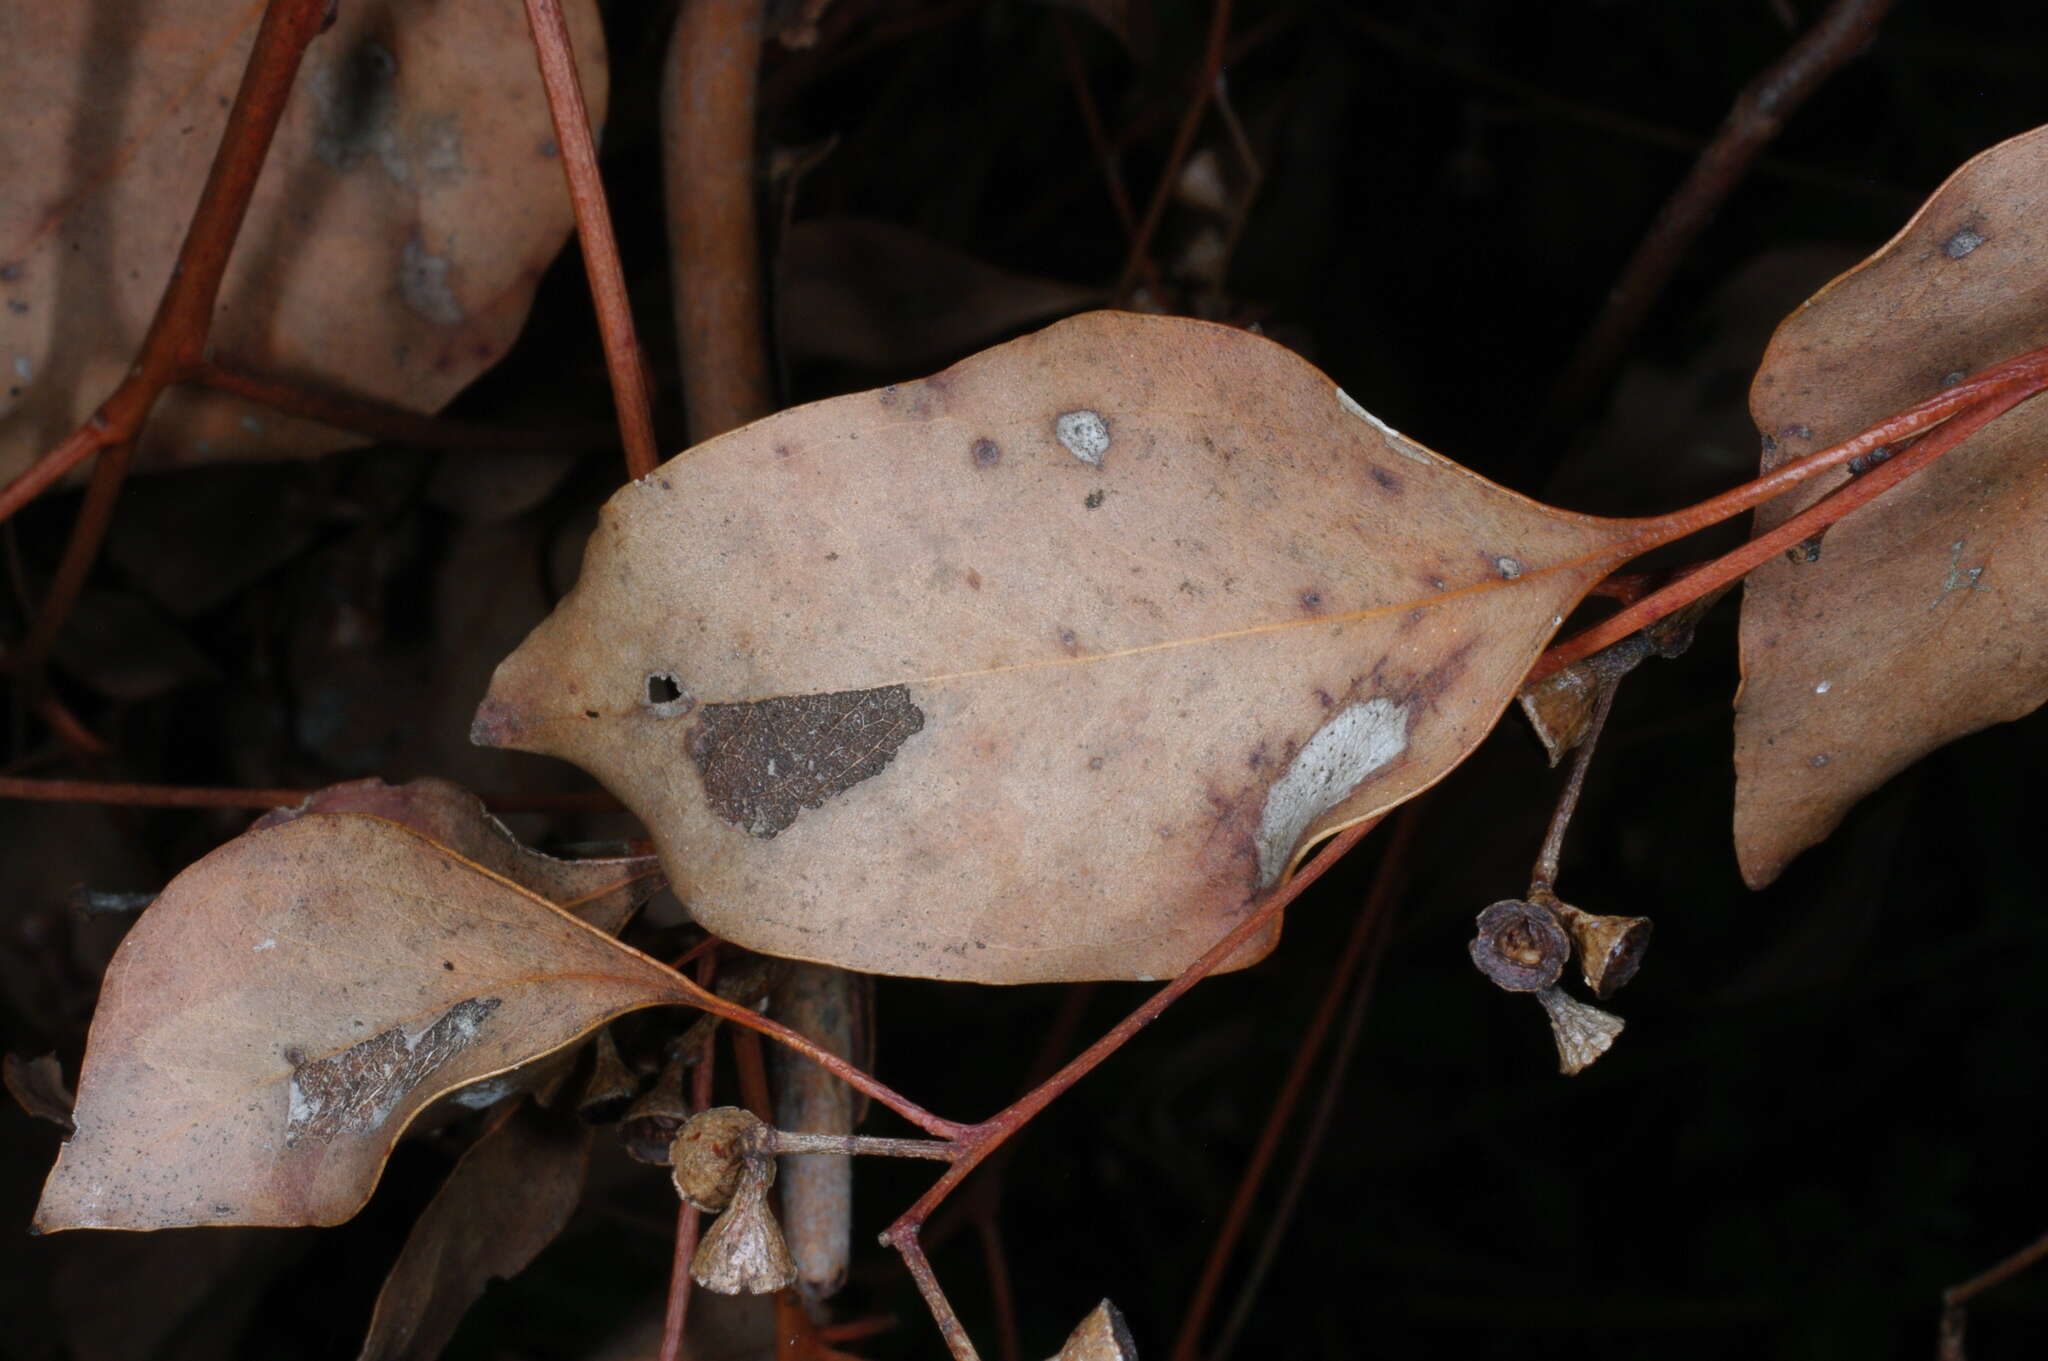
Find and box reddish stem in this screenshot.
[667,972,969,1141]
[1532,379,2041,682]
[1054,15,1167,304]
[1619,345,2048,553]
[895,1231,980,1361]
[873,818,1382,1353]
[0,775,621,814]
[1114,0,1236,302]
[1544,0,1895,432]
[732,1025,775,1122]
[522,0,661,480]
[1171,809,1415,1361]
[2,0,332,684]
[192,359,609,452]
[658,952,722,1361]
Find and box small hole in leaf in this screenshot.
[646,672,695,718]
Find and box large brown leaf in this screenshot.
[357,1102,591,1361]
[34,813,688,1231]
[0,0,605,479]
[475,312,1647,983]
[1736,125,2048,887]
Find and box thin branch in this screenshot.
[659,952,722,1361]
[874,817,1383,1351]
[1172,809,1415,1361]
[896,1230,981,1361]
[522,0,661,480]
[2,0,332,689]
[1543,0,1896,434]
[1054,15,1168,304]
[1114,0,1235,302]
[0,775,621,814]
[763,1130,956,1162]
[663,0,774,445]
[1207,827,1406,1361]
[1532,380,2041,682]
[666,971,970,1142]
[12,440,136,690]
[1940,1228,2048,1361]
[191,359,611,452]
[1529,683,1618,893]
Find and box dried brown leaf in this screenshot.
[253,776,665,933]
[476,312,1645,982]
[34,813,691,1230]
[4,1051,76,1131]
[1736,125,2048,886]
[0,0,606,478]
[1050,1300,1139,1361]
[357,1102,591,1361]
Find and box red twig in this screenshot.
[1,0,332,691]
[1544,0,1896,432]
[1939,1228,2048,1361]
[1208,830,1406,1361]
[664,0,773,445]
[1113,0,1236,302]
[1171,809,1415,1361]
[0,775,621,814]
[191,359,610,452]
[874,817,1382,1358]
[732,1025,775,1121]
[659,952,723,1361]
[1532,378,2043,682]
[1054,16,1168,305]
[522,0,661,481]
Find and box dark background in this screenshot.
[5,2,2047,1358]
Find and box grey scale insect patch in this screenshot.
[285,996,501,1145]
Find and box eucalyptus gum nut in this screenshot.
[670,1107,765,1213]
[1549,901,1653,997]
[690,1159,796,1295]
[1468,899,1569,993]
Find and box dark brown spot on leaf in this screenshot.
[1084,489,1105,509]
[688,685,926,838]
[1370,466,1401,493]
[286,997,501,1145]
[1301,590,1322,611]
[971,438,1000,467]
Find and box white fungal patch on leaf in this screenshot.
[1494,555,1524,580]
[1054,410,1110,466]
[284,996,501,1145]
[253,938,277,952]
[399,237,465,325]
[1334,386,1439,468]
[1255,698,1410,886]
